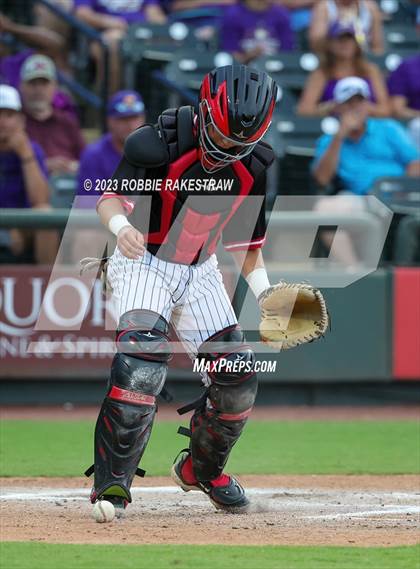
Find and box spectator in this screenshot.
[221,0,294,64]
[309,0,384,55]
[77,90,146,198]
[19,55,85,176]
[313,77,419,193]
[0,44,79,119]
[72,90,146,261]
[408,117,420,152]
[312,77,419,264]
[297,23,390,117]
[32,1,74,74]
[0,11,64,62]
[74,0,167,93]
[0,84,58,264]
[388,54,420,119]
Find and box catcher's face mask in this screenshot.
[198,99,260,173]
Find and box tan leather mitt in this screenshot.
[258,282,329,349]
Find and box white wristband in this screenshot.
[245,268,270,299]
[108,214,132,237]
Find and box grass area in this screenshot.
[2,543,419,569]
[1,420,419,477]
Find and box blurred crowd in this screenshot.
[0,0,419,265]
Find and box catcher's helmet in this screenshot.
[198,64,278,172]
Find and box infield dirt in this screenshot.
[1,475,419,547]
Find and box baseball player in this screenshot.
[85,64,279,515]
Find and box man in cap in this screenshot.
[312,76,419,264]
[77,90,146,198]
[313,76,419,193]
[0,84,58,263]
[20,54,85,176]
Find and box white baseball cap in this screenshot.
[0,84,22,111]
[333,77,371,104]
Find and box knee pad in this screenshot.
[110,309,172,400]
[198,325,258,418]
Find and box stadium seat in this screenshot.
[164,50,235,92]
[380,0,417,24]
[393,213,420,265]
[384,25,419,51]
[273,115,339,155]
[271,116,340,197]
[371,176,420,215]
[278,148,317,196]
[255,52,320,94]
[121,23,203,65]
[369,49,419,73]
[49,174,77,209]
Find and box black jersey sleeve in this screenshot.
[222,170,267,252]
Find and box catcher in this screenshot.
[84,64,328,516]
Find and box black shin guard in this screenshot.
[89,310,171,503]
[179,326,257,482]
[91,391,155,502]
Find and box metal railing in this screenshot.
[0,208,100,229]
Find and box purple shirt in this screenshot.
[388,55,420,111]
[0,49,78,119]
[74,0,159,23]
[0,142,48,208]
[221,4,294,54]
[321,77,376,103]
[77,133,121,207]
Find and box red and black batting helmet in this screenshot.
[198,64,278,172]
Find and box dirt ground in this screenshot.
[1,475,419,547]
[2,406,419,547]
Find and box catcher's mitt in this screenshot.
[258,282,329,350]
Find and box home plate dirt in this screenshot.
[1,475,419,546]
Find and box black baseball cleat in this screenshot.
[171,449,250,514]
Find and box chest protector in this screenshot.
[124,106,274,265]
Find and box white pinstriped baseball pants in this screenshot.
[107,247,238,358]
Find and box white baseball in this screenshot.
[92,500,115,523]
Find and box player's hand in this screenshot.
[117,226,145,260]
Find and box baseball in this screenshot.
[92,500,115,523]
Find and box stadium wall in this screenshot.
[1,266,419,405]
